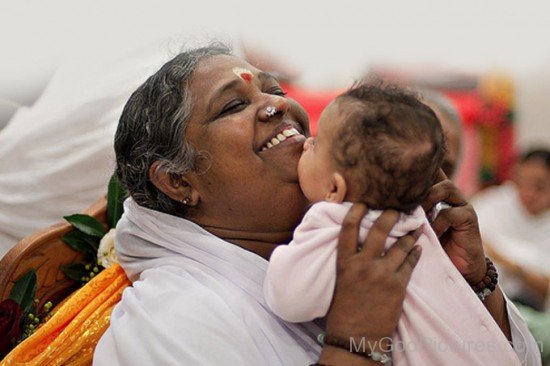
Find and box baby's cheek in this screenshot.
[297,153,308,181]
[297,162,320,203]
[297,153,316,188]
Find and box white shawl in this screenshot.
[93,198,322,366]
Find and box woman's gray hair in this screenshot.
[115,43,232,215]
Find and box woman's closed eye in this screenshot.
[216,86,285,118]
[264,85,287,97]
[218,99,248,117]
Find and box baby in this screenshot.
[264,85,519,365]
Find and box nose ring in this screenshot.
[266,106,277,118]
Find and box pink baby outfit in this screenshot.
[264,201,521,365]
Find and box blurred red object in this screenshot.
[446,87,516,193]
[282,83,341,136]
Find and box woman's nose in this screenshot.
[258,95,290,122]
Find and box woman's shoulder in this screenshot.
[94,265,267,365]
[124,265,237,316]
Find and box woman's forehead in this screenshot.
[192,55,258,86]
[187,55,257,105]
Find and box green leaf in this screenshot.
[64,214,106,238]
[107,173,127,229]
[61,230,100,254]
[60,263,88,282]
[9,269,37,313]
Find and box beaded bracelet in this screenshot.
[471,257,499,301]
[318,333,392,365]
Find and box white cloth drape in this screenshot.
[0,43,171,258]
[93,198,322,366]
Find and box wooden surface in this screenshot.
[0,197,108,308]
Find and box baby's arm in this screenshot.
[264,224,340,323]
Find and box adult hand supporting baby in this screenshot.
[319,203,422,365]
[422,171,486,284]
[422,170,512,341]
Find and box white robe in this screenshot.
[472,182,550,304]
[93,198,322,366]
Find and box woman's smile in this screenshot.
[258,122,307,152]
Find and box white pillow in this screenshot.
[0,42,171,257]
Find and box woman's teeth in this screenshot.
[261,128,301,151]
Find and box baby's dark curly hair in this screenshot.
[332,84,446,213]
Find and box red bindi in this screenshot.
[240,73,252,81]
[233,67,254,82]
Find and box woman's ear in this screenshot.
[326,172,347,203]
[148,161,200,206]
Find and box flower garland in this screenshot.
[0,174,126,358]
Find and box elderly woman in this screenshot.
[93,45,540,365]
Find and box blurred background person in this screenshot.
[472,148,550,311]
[472,148,550,365]
[422,90,465,179]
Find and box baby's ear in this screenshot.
[326,172,347,203]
